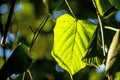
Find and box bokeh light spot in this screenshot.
[0,4,8,14]
[115,11,120,22]
[96,64,106,73]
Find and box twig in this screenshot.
[92,0,106,56]
[0,0,16,61]
[54,0,65,12]
[105,26,119,32]
[70,75,73,80]
[22,72,26,80]
[65,0,76,18]
[39,0,66,52]
[29,12,49,51]
[27,69,33,80]
[1,0,16,45]
[29,26,35,33]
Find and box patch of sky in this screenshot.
[87,18,98,24]
[7,32,15,43]
[16,31,21,39]
[0,33,1,39]
[0,48,13,58]
[0,2,22,14]
[95,64,106,74]
[14,2,22,13]
[0,33,3,57]
[115,11,120,23]
[5,49,13,58]
[10,73,20,79]
[0,32,15,58]
[55,64,64,73]
[52,10,68,20]
[3,32,15,44]
[0,46,4,57]
[0,3,8,14]
[7,74,20,80]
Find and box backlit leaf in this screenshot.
[51,14,97,76]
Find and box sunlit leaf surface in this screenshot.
[52,14,97,75]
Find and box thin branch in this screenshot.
[65,0,76,18]
[29,12,49,51]
[29,26,35,33]
[70,75,73,80]
[22,72,26,80]
[27,69,33,80]
[0,14,3,35]
[32,12,49,45]
[0,0,16,61]
[1,0,16,45]
[54,0,65,12]
[105,26,119,32]
[92,0,106,56]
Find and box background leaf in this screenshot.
[0,43,32,80]
[82,29,104,68]
[108,0,120,10]
[106,30,120,79]
[52,14,97,76]
[95,0,112,16]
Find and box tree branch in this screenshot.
[0,14,3,35]
[29,12,49,52]
[0,0,16,61]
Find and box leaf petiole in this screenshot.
[65,0,76,18]
[92,0,106,56]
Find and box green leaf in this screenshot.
[82,30,104,68]
[108,0,120,10]
[0,43,32,80]
[109,71,120,80]
[95,0,112,16]
[114,72,120,80]
[106,30,120,79]
[51,14,97,76]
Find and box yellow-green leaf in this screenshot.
[51,14,97,76]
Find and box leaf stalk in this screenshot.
[92,0,106,56]
[65,0,76,18]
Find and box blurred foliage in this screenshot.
[0,44,32,80]
[0,0,120,80]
